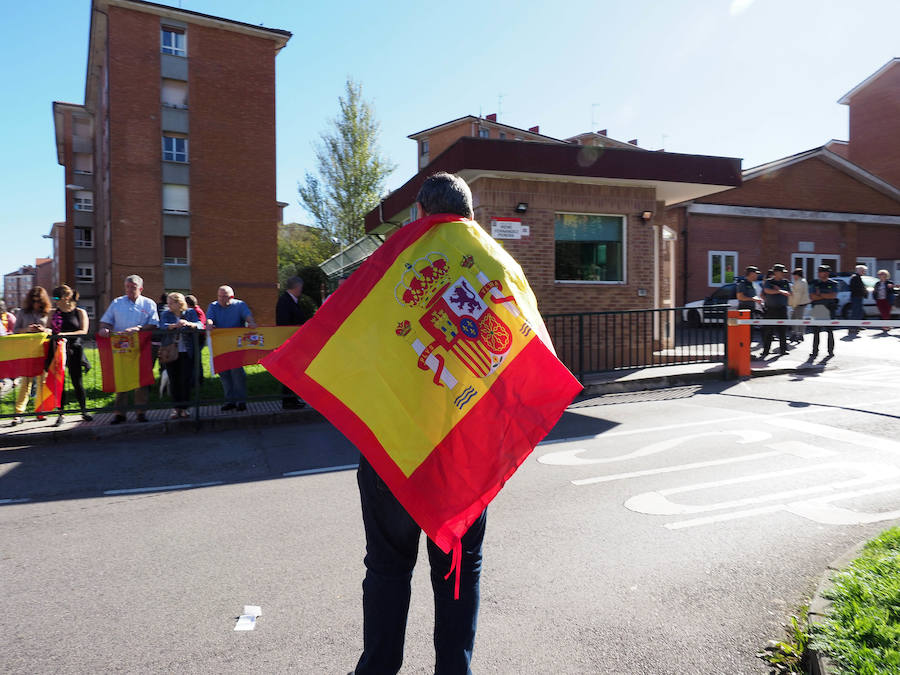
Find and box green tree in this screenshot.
[277,222,337,291]
[298,79,395,246]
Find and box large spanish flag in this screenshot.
[208,326,298,374]
[262,214,582,566]
[97,332,154,393]
[0,333,48,379]
[36,337,67,413]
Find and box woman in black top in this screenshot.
[50,285,92,424]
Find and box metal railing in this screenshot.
[0,328,285,423]
[543,306,728,381]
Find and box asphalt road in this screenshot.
[2,334,900,674]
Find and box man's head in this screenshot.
[855,264,868,275]
[286,276,304,297]
[772,263,787,280]
[217,285,234,306]
[415,172,474,219]
[744,265,759,281]
[817,264,831,281]
[793,268,804,280]
[124,275,143,300]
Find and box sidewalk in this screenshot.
[3,327,898,446]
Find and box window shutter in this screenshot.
[162,184,189,213]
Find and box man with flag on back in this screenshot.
[263,172,581,675]
[97,274,159,424]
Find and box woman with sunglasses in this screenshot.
[11,287,52,425]
[50,285,93,425]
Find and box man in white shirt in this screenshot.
[97,274,159,424]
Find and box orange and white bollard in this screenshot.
[727,309,751,377]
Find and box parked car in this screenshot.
[681,277,762,326]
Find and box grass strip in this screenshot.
[810,526,900,675]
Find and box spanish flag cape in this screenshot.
[97,332,154,393]
[262,214,582,593]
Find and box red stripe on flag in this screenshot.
[97,335,116,392]
[36,339,66,413]
[137,332,154,388]
[213,349,271,373]
[0,356,45,379]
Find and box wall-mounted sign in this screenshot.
[491,218,530,240]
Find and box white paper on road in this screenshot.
[234,615,257,631]
[244,605,262,618]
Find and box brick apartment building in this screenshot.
[3,266,37,310]
[364,118,741,316]
[51,0,291,323]
[668,58,900,306]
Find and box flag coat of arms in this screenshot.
[0,333,48,379]
[262,214,582,556]
[97,332,154,393]
[208,326,299,374]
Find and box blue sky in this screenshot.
[1,0,897,288]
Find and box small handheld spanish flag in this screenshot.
[262,214,582,595]
[97,332,154,393]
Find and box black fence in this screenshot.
[0,328,284,422]
[543,306,729,381]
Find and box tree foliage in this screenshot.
[277,223,338,293]
[298,79,395,246]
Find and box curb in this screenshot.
[806,540,868,675]
[0,406,326,448]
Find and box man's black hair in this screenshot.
[286,276,304,291]
[415,172,474,219]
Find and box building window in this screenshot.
[163,136,188,162]
[792,253,840,281]
[161,27,186,57]
[74,153,93,175]
[164,236,189,265]
[708,250,737,286]
[161,79,188,108]
[162,184,189,213]
[478,127,490,138]
[74,191,93,212]
[75,264,95,283]
[499,132,506,139]
[555,213,625,282]
[80,299,96,320]
[421,139,429,156]
[74,227,93,248]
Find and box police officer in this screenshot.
[760,263,791,358]
[808,264,839,359]
[737,266,762,315]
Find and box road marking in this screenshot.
[624,462,899,516]
[765,417,900,455]
[540,429,769,466]
[103,481,223,495]
[0,462,21,479]
[282,464,358,477]
[572,451,780,485]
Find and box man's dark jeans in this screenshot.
[354,456,486,675]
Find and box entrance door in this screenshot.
[792,254,841,278]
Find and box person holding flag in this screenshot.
[49,285,92,425]
[206,285,257,412]
[10,286,53,425]
[97,274,159,424]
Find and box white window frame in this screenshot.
[791,253,841,279]
[708,250,738,287]
[75,264,95,283]
[74,227,93,248]
[74,191,93,212]
[421,139,429,156]
[162,136,188,163]
[161,79,189,109]
[164,236,189,266]
[161,27,186,57]
[554,211,628,284]
[478,127,490,138]
[80,299,96,320]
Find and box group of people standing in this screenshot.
[5,273,316,425]
[736,263,895,361]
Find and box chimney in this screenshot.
[486,113,497,122]
[528,125,540,134]
[597,129,607,136]
[628,139,638,146]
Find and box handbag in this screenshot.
[159,342,179,364]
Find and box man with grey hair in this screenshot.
[353,172,485,675]
[207,285,256,411]
[98,274,160,423]
[848,263,869,336]
[276,276,314,408]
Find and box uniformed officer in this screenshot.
[736,266,762,314]
[760,263,791,358]
[808,264,839,359]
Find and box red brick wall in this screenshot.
[696,156,900,214]
[190,23,278,324]
[847,64,900,189]
[469,177,658,315]
[107,6,164,299]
